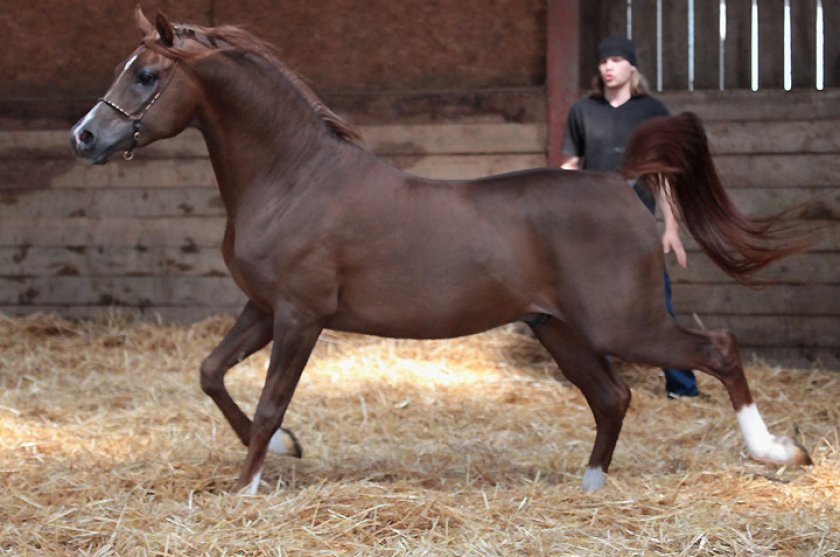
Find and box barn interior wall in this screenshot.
[1,1,837,366]
[0,0,547,126]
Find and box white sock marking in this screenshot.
[581,466,605,492]
[245,468,262,495]
[736,403,795,463]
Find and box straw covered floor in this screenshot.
[1,312,837,555]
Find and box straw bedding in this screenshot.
[1,312,837,556]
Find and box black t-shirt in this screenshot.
[562,94,669,172]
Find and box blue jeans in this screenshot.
[633,181,698,396]
[663,269,699,396]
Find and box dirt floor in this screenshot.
[1,313,837,556]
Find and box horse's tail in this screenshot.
[620,111,816,286]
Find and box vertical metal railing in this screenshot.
[622,0,827,91]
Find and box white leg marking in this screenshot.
[581,466,605,492]
[736,403,796,463]
[245,468,263,495]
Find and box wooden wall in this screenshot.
[0,0,546,125]
[664,89,840,366]
[2,89,838,366]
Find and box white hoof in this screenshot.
[581,466,605,492]
[267,428,302,458]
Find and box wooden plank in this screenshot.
[662,89,840,121]
[723,187,840,219]
[758,0,785,90]
[714,154,840,188]
[0,246,229,278]
[704,120,840,154]
[669,251,840,285]
[693,0,721,90]
[630,0,658,90]
[16,117,840,163]
[545,0,579,166]
[742,346,839,368]
[9,180,840,219]
[825,0,840,88]
[0,305,242,323]
[723,0,752,90]
[1,124,547,159]
[685,314,840,348]
[0,159,217,190]
[661,0,689,90]
[676,219,840,252]
[0,218,226,248]
[0,276,246,306]
[671,284,840,315]
[790,0,818,89]
[0,187,225,219]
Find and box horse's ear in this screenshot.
[135,5,154,37]
[155,11,175,47]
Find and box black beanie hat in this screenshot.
[596,36,638,67]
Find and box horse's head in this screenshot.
[70,8,198,164]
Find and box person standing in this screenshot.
[561,35,699,398]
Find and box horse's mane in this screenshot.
[143,24,363,144]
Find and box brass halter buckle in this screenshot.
[98,61,179,161]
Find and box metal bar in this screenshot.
[751,0,759,91]
[719,0,726,90]
[688,0,695,91]
[657,0,663,91]
[817,0,824,90]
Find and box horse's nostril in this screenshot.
[78,129,94,146]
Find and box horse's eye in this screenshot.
[135,70,158,87]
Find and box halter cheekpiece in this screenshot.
[98,61,179,160]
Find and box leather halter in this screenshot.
[98,61,179,160]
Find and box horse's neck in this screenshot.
[194,56,345,214]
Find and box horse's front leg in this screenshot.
[235,314,322,494]
[199,300,300,458]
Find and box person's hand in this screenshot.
[662,228,687,268]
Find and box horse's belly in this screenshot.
[326,278,528,339]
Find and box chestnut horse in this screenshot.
[70,9,812,494]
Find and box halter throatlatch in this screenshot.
[98,61,179,161]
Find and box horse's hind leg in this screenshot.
[200,300,301,458]
[530,318,631,492]
[617,327,812,467]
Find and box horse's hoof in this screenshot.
[750,435,813,467]
[268,427,302,458]
[776,435,813,466]
[581,466,605,492]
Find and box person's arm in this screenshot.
[561,156,582,170]
[659,177,687,268]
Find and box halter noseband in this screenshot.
[98,61,179,161]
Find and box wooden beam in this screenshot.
[546,0,580,167]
